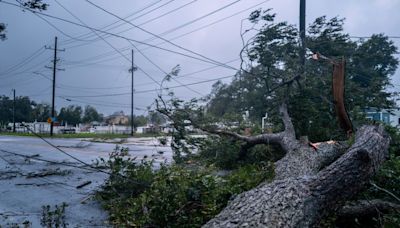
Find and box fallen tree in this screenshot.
[156,97,393,226]
[202,105,390,227]
[154,10,398,226]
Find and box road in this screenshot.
[0,135,172,227]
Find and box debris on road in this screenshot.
[76,180,92,189]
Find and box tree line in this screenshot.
[0,95,153,127]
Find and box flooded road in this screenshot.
[0,135,172,227]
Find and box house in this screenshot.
[365,108,400,128]
[105,111,129,125]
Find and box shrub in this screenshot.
[196,136,281,170]
[197,137,242,169]
[96,147,274,227]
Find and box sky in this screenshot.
[0,0,399,116]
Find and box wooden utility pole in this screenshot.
[131,49,135,136]
[50,37,57,136]
[299,0,306,71]
[12,89,15,133]
[45,36,65,136]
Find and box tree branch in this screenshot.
[204,125,390,227]
[197,103,298,154]
[338,199,400,219]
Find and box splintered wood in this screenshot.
[332,58,353,136]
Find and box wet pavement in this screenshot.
[0,135,172,227]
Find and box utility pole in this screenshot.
[131,49,135,136]
[45,36,65,136]
[12,89,15,133]
[299,0,306,72]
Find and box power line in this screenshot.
[48,58,240,92]
[54,0,161,87]
[0,46,45,76]
[128,40,204,96]
[138,0,198,27]
[0,149,94,172]
[26,86,52,97]
[85,0,239,71]
[0,0,239,69]
[58,96,130,108]
[0,149,81,190]
[145,0,270,50]
[61,0,267,69]
[19,124,150,186]
[0,56,53,82]
[60,0,165,45]
[143,0,246,43]
[80,0,199,46]
[60,74,235,98]
[59,0,177,51]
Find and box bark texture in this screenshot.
[338,199,400,219]
[204,125,390,227]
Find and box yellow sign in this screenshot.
[47,117,52,123]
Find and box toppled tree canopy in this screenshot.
[154,9,399,227]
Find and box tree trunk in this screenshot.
[204,125,390,227]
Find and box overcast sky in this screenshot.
[0,0,399,116]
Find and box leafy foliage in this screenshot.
[21,0,49,11]
[196,136,242,169]
[82,105,102,123]
[195,136,282,170]
[0,95,38,126]
[206,12,398,142]
[152,10,400,226]
[40,202,68,228]
[57,105,82,125]
[0,23,6,41]
[96,146,274,227]
[131,115,148,127]
[156,95,209,163]
[95,146,154,203]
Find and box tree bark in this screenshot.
[204,125,390,227]
[338,199,400,219]
[157,96,391,227]
[202,103,349,180]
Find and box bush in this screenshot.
[196,136,282,170]
[96,147,274,227]
[197,137,242,169]
[95,146,155,210]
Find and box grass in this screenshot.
[0,131,164,139]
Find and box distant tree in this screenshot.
[58,105,82,125]
[0,96,12,125]
[82,105,102,123]
[14,96,35,122]
[0,95,36,125]
[132,115,148,127]
[31,102,52,122]
[0,23,6,41]
[148,111,166,126]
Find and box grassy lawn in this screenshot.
[0,132,164,138]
